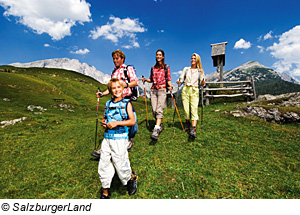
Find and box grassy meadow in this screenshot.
[0,66,299,199]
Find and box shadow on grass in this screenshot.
[149,139,157,145]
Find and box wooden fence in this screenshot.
[204,76,256,105]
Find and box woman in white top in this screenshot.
[176,53,205,138]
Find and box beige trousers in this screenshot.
[150,88,167,119]
[98,138,132,189]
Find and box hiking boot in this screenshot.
[127,172,138,196]
[159,123,164,133]
[150,128,160,140]
[184,121,190,132]
[91,149,101,158]
[127,138,134,152]
[190,126,196,139]
[100,192,110,199]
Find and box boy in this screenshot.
[98,78,137,199]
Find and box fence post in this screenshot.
[246,77,250,102]
[251,76,257,100]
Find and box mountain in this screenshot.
[206,61,300,84]
[10,58,111,84]
[207,61,277,82]
[205,61,300,96]
[279,72,300,84]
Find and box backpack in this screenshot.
[150,65,170,91]
[105,99,138,139]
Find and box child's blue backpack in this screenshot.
[105,99,138,139]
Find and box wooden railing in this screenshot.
[204,76,256,105]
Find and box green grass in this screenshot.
[1,67,299,199]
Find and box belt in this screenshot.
[151,84,166,89]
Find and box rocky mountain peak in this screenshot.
[10,58,111,84]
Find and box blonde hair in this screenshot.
[107,78,124,95]
[192,53,204,75]
[112,49,126,62]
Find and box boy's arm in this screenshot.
[106,102,135,129]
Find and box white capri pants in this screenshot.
[98,138,132,189]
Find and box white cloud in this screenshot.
[234,38,251,49]
[173,70,182,76]
[90,16,147,49]
[263,30,273,40]
[44,43,50,47]
[267,25,300,76]
[0,0,92,40]
[257,45,264,53]
[70,48,90,55]
[257,35,262,42]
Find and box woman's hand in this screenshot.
[200,80,206,86]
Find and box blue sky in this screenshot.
[1,0,300,81]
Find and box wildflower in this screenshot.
[201,176,203,179]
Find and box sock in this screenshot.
[154,125,161,130]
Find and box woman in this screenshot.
[142,49,172,140]
[176,53,205,139]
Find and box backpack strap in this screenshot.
[165,65,170,91]
[150,66,154,82]
[123,65,129,82]
[198,69,201,88]
[165,65,169,84]
[104,99,113,119]
[119,99,129,120]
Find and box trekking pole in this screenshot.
[142,76,149,128]
[200,80,204,129]
[170,91,184,131]
[94,87,101,151]
[172,83,180,127]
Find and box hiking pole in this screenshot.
[170,91,184,131]
[142,76,149,128]
[94,87,101,151]
[200,80,204,129]
[172,83,180,127]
